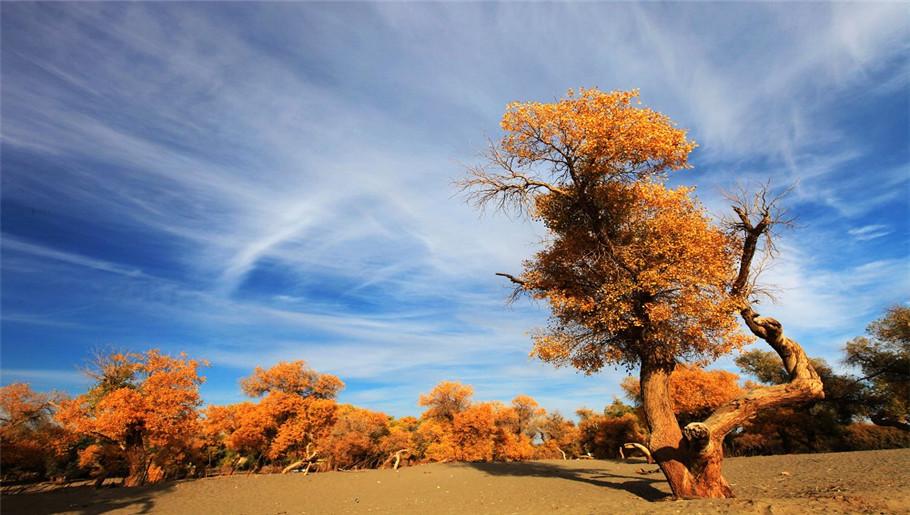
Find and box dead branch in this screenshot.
[495,272,526,286]
[281,460,305,474]
[619,442,654,464]
[229,456,248,475]
[386,449,410,470]
[282,443,321,475]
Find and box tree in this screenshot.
[56,350,206,486]
[461,88,823,498]
[536,412,580,459]
[0,383,72,480]
[204,361,341,471]
[844,306,909,430]
[511,394,545,437]
[323,405,392,469]
[578,411,647,459]
[241,360,344,399]
[418,381,473,422]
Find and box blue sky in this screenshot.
[1,3,907,418]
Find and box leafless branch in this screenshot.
[724,181,796,300]
[456,141,566,217]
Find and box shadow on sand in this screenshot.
[1,480,177,515]
[466,459,670,502]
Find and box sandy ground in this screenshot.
[3,448,908,514]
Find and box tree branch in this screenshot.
[495,272,526,286]
[684,184,822,453]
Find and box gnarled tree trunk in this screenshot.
[640,357,697,497]
[640,190,826,499]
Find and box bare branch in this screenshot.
[724,182,795,300]
[495,272,526,286]
[456,141,567,217]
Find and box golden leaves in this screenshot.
[241,360,345,399]
[474,88,751,371]
[500,88,695,182]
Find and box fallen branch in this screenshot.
[281,460,305,474]
[282,443,321,475]
[619,442,653,464]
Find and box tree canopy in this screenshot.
[463,89,749,372]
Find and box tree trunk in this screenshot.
[639,358,699,498]
[123,445,149,487]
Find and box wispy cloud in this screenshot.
[1,3,907,416]
[848,224,891,241]
[3,236,144,277]
[0,369,91,387]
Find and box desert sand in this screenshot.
[4,448,908,514]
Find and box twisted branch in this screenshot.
[684,185,823,453]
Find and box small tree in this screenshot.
[845,306,909,430]
[0,384,72,480]
[205,361,341,470]
[418,381,473,422]
[461,88,823,498]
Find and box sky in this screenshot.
[1,2,908,418]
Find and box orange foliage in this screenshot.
[669,365,741,421]
[0,383,72,479]
[578,412,647,459]
[449,403,497,461]
[415,384,541,463]
[464,88,751,371]
[418,381,473,422]
[322,405,392,469]
[262,393,337,460]
[622,365,742,421]
[536,412,580,458]
[241,360,344,399]
[204,362,344,466]
[511,395,545,437]
[527,181,749,370]
[55,350,205,486]
[500,89,694,178]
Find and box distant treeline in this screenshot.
[2,308,907,486]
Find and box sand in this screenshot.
[3,448,908,514]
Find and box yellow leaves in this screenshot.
[241,360,344,399]
[476,88,752,372]
[669,365,742,419]
[418,381,473,422]
[500,88,695,182]
[524,164,745,370]
[623,365,743,420]
[52,350,207,485]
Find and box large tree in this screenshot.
[461,88,824,498]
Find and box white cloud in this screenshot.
[848,224,891,241]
